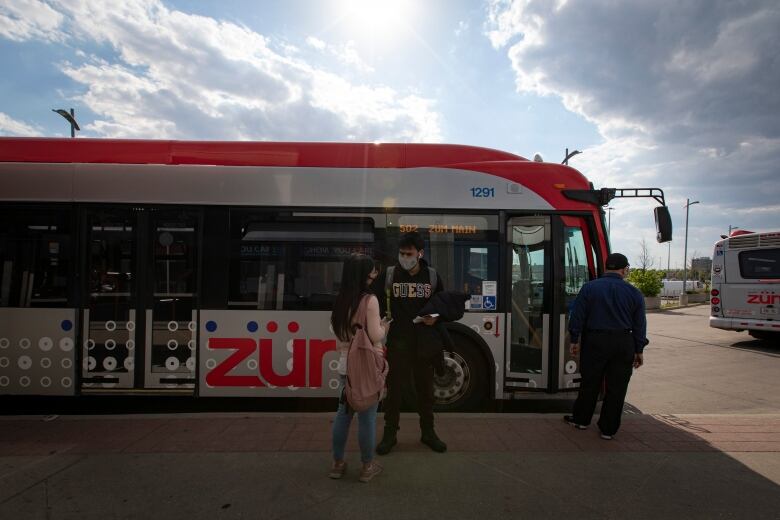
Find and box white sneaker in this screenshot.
[328,461,347,479]
[564,415,587,430]
[359,462,383,483]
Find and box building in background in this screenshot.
[692,257,712,272]
[691,257,712,281]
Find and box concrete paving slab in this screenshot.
[1,412,779,519]
[0,449,778,520]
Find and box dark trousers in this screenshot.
[572,332,635,435]
[382,348,435,432]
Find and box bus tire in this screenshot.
[432,334,489,412]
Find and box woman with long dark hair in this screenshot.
[329,254,389,483]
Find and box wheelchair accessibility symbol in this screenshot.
[482,296,496,310]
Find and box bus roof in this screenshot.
[717,231,780,249]
[0,137,525,168]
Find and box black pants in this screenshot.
[382,348,435,432]
[572,332,635,436]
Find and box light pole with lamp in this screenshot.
[681,198,700,305]
[667,241,671,273]
[562,148,582,165]
[52,108,80,138]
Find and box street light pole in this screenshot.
[667,241,671,273]
[562,147,582,165]
[52,108,80,138]
[682,198,700,304]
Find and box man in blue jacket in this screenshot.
[564,253,648,439]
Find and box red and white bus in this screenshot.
[710,230,780,341]
[0,138,671,410]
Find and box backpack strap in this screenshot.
[385,266,395,294]
[384,266,395,319]
[352,294,371,332]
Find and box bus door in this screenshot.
[556,216,597,390]
[506,217,551,388]
[81,207,199,391]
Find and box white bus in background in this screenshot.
[710,230,780,341]
[660,279,703,297]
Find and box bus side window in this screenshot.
[0,207,72,308]
[388,213,500,311]
[228,212,379,311]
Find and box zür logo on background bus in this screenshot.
[746,292,780,305]
[205,337,336,388]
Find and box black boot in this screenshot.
[376,427,397,455]
[421,428,447,453]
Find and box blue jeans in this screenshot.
[331,378,378,463]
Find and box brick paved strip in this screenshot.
[2,414,780,456]
[698,433,780,442]
[709,442,780,452]
[669,415,780,426]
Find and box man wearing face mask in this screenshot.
[371,231,446,454]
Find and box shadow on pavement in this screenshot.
[0,395,339,415]
[622,402,643,415]
[732,337,780,351]
[722,338,780,358]
[0,413,779,519]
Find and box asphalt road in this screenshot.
[627,305,780,414]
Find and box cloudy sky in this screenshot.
[1,0,778,268]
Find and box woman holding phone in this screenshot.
[329,254,390,483]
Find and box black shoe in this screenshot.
[421,429,447,453]
[563,415,588,430]
[376,429,397,455]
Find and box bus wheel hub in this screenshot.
[433,352,471,404]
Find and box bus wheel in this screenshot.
[433,337,488,412]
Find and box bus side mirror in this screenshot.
[654,206,672,243]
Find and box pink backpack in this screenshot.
[344,295,389,412]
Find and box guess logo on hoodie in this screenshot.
[392,282,433,299]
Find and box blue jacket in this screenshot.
[569,273,649,353]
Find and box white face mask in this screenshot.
[398,253,419,271]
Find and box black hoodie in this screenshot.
[415,290,469,358]
[370,258,444,352]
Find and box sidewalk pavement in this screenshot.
[2,412,780,519]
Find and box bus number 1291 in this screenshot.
[470,187,495,198]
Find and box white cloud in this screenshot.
[0,0,63,42]
[306,36,326,51]
[306,36,375,73]
[487,0,780,265]
[0,112,42,136]
[334,40,374,73]
[3,0,439,142]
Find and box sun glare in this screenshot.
[337,0,413,41]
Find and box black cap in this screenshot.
[605,253,629,270]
